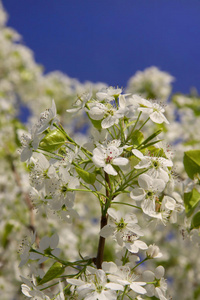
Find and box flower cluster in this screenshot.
[17,86,183,300]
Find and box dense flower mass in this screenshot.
[16,85,186,299]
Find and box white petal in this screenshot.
[21,147,32,162]
[107,208,121,220]
[39,236,50,250]
[132,149,144,159]
[138,174,151,189]
[49,233,59,248]
[102,115,116,128]
[130,188,146,201]
[150,111,169,124]
[67,278,84,286]
[134,240,148,250]
[119,95,126,108]
[152,178,166,193]
[102,261,118,273]
[135,158,151,169]
[155,265,165,279]
[143,270,155,282]
[105,282,124,291]
[88,107,105,120]
[104,164,117,175]
[100,225,115,238]
[113,157,129,166]
[155,287,168,300]
[125,243,139,253]
[21,284,32,297]
[130,282,146,294]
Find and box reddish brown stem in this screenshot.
[96,214,108,269]
[95,172,111,269]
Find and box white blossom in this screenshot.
[103,262,146,295]
[100,208,147,252]
[143,266,168,300]
[67,266,123,300]
[37,99,59,134]
[130,173,166,218]
[132,149,173,183]
[92,140,129,175]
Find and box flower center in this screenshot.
[146,190,154,199]
[116,218,127,231]
[152,160,159,168]
[106,155,113,163]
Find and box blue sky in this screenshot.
[3,0,200,94]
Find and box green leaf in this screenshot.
[38,262,65,285]
[90,118,102,131]
[39,129,67,152]
[85,112,102,131]
[183,150,200,179]
[184,188,200,217]
[75,167,96,184]
[191,211,200,229]
[131,130,144,147]
[129,155,140,168]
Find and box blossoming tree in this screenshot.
[1,2,200,300]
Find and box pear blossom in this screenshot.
[67,88,92,113]
[86,101,107,120]
[103,263,147,295]
[96,86,122,102]
[146,244,162,259]
[19,232,36,267]
[101,101,127,129]
[29,233,60,264]
[21,275,51,300]
[20,125,43,162]
[86,101,124,129]
[92,140,129,175]
[37,99,59,134]
[100,208,147,252]
[130,173,166,217]
[67,266,124,300]
[30,152,57,191]
[118,94,139,120]
[143,266,168,300]
[161,195,184,223]
[136,97,169,124]
[132,149,173,183]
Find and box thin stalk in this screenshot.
[121,285,128,300]
[111,201,142,210]
[137,116,150,131]
[131,257,148,273]
[125,111,142,142]
[107,128,115,139]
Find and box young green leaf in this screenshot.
[191,211,200,229]
[183,150,200,179]
[38,262,65,285]
[184,188,200,217]
[39,129,67,152]
[75,167,96,185]
[131,130,144,147]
